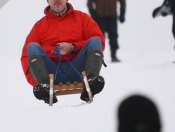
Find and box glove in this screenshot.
[162,12,168,17]
[89,9,97,20]
[119,9,125,23]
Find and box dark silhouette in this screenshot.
[117,95,161,132]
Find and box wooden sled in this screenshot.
[49,71,93,106]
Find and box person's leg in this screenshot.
[107,17,120,62]
[27,39,104,102]
[27,42,57,71]
[59,37,105,102]
[55,37,103,84]
[96,16,107,35]
[72,37,105,101]
[27,40,102,84]
[27,43,55,83]
[172,12,175,39]
[27,42,58,103]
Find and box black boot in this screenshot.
[80,51,105,101]
[28,56,58,104]
[111,49,120,62]
[33,84,58,104]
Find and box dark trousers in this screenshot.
[172,12,175,38]
[96,17,119,50]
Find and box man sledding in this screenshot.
[20,0,106,104]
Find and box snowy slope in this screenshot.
[0,0,175,132]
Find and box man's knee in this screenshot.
[27,42,44,57]
[89,37,101,43]
[88,37,102,50]
[27,42,41,51]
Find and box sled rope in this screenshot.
[63,55,83,79]
[52,44,83,80]
[54,55,62,80]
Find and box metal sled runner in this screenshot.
[49,71,93,106]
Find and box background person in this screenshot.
[87,0,126,62]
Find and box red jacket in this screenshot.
[20,3,105,86]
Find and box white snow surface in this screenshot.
[0,0,175,132]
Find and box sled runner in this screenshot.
[49,71,93,106]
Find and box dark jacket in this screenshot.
[87,0,126,17]
[170,0,175,12]
[162,0,175,12]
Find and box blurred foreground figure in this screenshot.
[87,0,126,62]
[118,95,161,132]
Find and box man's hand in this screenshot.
[58,42,73,55]
[119,9,125,23]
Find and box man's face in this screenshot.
[47,0,68,14]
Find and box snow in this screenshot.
[0,0,175,132]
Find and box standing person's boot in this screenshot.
[28,56,57,104]
[111,49,120,62]
[80,51,105,101]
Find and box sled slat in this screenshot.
[53,83,84,90]
[55,89,82,96]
